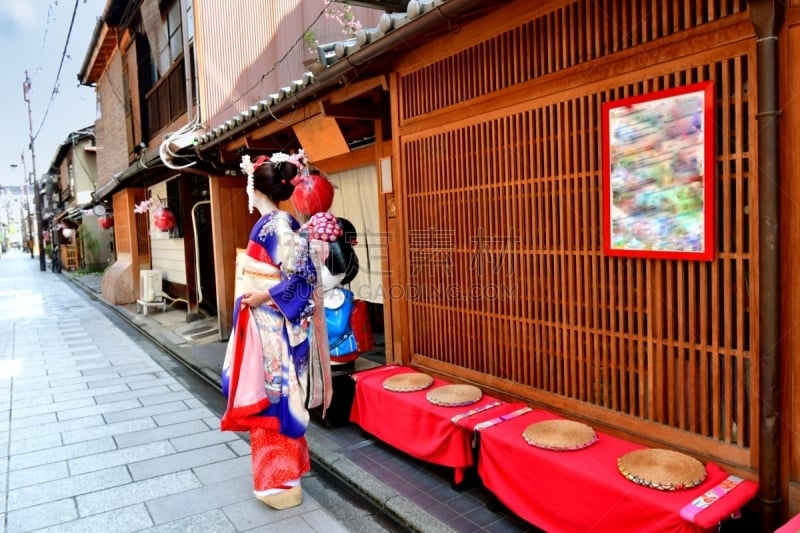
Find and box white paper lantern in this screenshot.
[62,228,74,238]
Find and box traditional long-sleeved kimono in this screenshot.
[220,209,329,493]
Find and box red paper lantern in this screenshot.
[153,206,176,232]
[99,215,114,229]
[291,171,334,217]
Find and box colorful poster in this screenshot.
[602,81,715,260]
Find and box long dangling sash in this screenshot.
[306,243,332,415]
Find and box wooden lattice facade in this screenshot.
[392,0,758,471]
[185,0,799,520]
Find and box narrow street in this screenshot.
[0,250,401,533]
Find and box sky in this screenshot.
[0,0,106,187]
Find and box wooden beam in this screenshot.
[221,76,387,154]
[324,75,388,105]
[321,100,381,120]
[293,115,349,161]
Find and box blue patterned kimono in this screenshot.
[221,210,318,438]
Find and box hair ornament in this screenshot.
[241,150,308,213]
[253,155,269,170]
[240,155,256,213]
[270,149,307,170]
[289,172,305,187]
[301,212,343,243]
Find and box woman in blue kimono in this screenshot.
[220,152,330,510]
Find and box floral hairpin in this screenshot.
[240,155,256,213]
[301,211,343,243]
[270,149,307,170]
[240,149,309,213]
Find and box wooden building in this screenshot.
[82,0,800,527]
[195,0,800,526]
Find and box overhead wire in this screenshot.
[216,3,329,117]
[29,1,342,168]
[33,3,59,78]
[33,0,81,142]
[160,3,331,168]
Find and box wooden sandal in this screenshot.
[255,485,303,509]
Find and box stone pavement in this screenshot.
[50,252,555,533]
[63,259,546,533]
[61,267,459,533]
[0,251,405,533]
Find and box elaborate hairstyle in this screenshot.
[240,151,308,212]
[326,217,359,285]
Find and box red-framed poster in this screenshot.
[602,81,715,260]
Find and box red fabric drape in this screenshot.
[220,306,275,432]
[477,409,758,532]
[250,427,310,491]
[350,366,519,484]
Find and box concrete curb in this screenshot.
[64,272,454,533]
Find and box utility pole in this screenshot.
[10,161,33,258]
[23,71,45,271]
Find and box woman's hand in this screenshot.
[241,291,272,308]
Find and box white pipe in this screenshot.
[181,0,194,124]
[191,200,210,306]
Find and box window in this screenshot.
[68,163,75,199]
[158,1,183,76]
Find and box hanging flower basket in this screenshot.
[134,198,176,233]
[153,205,176,232]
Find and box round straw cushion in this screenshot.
[426,384,482,407]
[382,372,434,392]
[522,419,598,451]
[617,448,706,491]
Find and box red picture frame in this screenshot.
[602,81,715,261]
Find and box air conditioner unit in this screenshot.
[140,270,163,303]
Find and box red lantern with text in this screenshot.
[291,170,334,218]
[99,215,114,229]
[153,206,175,232]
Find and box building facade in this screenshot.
[73,0,800,527]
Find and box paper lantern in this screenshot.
[99,215,114,229]
[153,206,176,232]
[291,171,334,217]
[62,228,74,238]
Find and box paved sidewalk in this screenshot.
[0,252,386,532]
[61,267,524,533]
[57,258,491,533]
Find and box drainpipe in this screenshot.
[180,0,194,124]
[749,1,784,531]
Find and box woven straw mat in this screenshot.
[617,448,706,491]
[382,372,434,392]
[522,419,598,451]
[426,384,483,407]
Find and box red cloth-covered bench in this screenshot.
[776,513,800,533]
[475,408,758,532]
[349,365,522,484]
